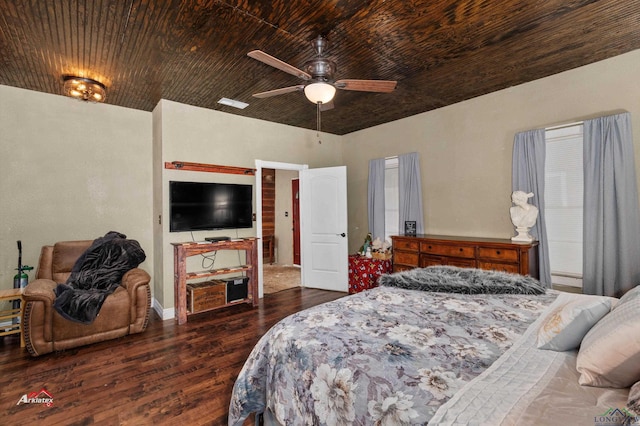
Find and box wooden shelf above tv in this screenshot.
[164,161,255,176]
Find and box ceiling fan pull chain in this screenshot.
[317,102,322,144]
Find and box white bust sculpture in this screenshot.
[510,191,538,242]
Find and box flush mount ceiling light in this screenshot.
[303,82,336,104]
[63,76,106,102]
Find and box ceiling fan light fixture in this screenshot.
[304,82,336,104]
[63,76,106,102]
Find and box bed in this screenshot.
[228,266,639,425]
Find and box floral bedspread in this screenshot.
[228,286,558,425]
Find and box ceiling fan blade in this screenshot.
[248,50,311,81]
[319,100,334,112]
[252,85,305,98]
[335,79,397,93]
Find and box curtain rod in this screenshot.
[545,120,584,131]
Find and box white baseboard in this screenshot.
[152,297,175,320]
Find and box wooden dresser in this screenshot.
[391,234,539,278]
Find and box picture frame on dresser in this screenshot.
[404,221,417,235]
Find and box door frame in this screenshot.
[255,160,308,298]
[292,178,301,266]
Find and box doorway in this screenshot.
[255,160,308,298]
[261,168,301,294]
[255,160,349,297]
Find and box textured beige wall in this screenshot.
[156,100,343,311]
[343,49,640,253]
[0,85,153,289]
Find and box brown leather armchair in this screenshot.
[22,240,151,356]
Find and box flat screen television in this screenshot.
[169,181,253,232]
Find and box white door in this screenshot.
[300,166,348,292]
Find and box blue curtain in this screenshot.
[367,158,386,240]
[512,129,552,286]
[399,153,424,234]
[583,112,640,296]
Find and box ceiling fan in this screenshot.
[247,35,397,111]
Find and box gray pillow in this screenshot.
[536,295,614,351]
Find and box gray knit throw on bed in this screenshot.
[378,265,546,294]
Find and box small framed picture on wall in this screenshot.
[404,221,417,236]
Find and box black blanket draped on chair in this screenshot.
[53,231,146,324]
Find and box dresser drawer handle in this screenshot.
[428,245,432,249]
[459,248,463,252]
[496,250,501,255]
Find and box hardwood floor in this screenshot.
[0,288,346,426]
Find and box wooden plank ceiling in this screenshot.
[0,0,639,135]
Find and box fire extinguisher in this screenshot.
[13,241,33,323]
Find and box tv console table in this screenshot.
[172,238,258,325]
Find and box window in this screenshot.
[384,157,399,241]
[544,125,583,288]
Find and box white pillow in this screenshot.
[577,294,640,388]
[536,295,613,351]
